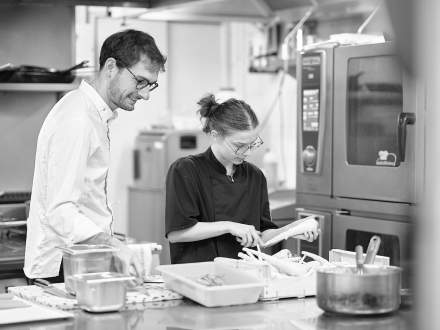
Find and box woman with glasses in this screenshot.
[165,94,319,264]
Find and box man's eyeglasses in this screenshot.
[226,136,264,155]
[124,66,159,91]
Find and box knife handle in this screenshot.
[34,278,52,288]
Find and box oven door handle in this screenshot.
[397,112,416,162]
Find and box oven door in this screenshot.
[333,42,418,203]
[277,209,332,259]
[333,213,411,287]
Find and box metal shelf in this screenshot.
[0,83,78,92]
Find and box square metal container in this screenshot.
[60,244,117,294]
[72,272,134,313]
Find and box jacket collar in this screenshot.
[79,80,117,123]
[203,147,242,175]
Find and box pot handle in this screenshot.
[61,60,89,74]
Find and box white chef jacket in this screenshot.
[24,80,118,278]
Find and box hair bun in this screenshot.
[197,94,219,118]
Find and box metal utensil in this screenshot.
[34,279,75,300]
[364,235,381,265]
[355,245,364,275]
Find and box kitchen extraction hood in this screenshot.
[143,0,378,22]
[3,0,378,22]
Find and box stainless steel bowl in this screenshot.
[316,265,402,315]
[72,272,134,313]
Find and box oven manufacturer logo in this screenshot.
[376,150,397,167]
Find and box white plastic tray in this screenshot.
[157,262,264,307]
[329,249,390,266]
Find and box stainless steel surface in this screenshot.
[133,129,210,189]
[0,203,27,277]
[268,189,296,220]
[61,245,115,294]
[316,265,402,315]
[3,297,412,330]
[73,272,133,313]
[364,235,381,264]
[297,45,335,196]
[143,0,379,22]
[333,42,419,203]
[332,213,411,288]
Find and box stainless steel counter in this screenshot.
[5,297,412,330]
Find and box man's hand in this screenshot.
[111,241,144,284]
[225,222,263,248]
[79,232,144,284]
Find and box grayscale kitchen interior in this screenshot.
[0,0,438,328]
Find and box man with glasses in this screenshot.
[24,29,166,283]
[165,94,319,264]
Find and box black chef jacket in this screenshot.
[165,147,278,264]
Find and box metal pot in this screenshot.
[316,264,402,315]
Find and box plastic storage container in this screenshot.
[72,272,134,312]
[60,244,117,294]
[157,261,264,307]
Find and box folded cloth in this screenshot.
[8,282,182,310]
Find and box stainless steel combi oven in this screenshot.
[295,41,423,286]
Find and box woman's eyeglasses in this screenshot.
[226,136,264,155]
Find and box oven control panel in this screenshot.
[301,53,322,173]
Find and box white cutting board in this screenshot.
[0,297,73,325]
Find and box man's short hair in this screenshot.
[99,29,166,72]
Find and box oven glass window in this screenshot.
[346,55,403,166]
[346,230,400,266]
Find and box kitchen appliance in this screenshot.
[129,129,210,265]
[133,129,210,189]
[296,40,423,288]
[297,41,422,200]
[0,203,27,284]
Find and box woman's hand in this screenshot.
[261,216,320,247]
[225,222,263,248]
[294,228,320,242]
[291,218,320,242]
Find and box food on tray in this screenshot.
[196,274,225,287]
